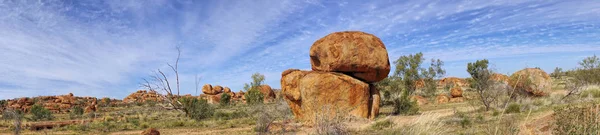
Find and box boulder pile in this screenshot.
[281,31,388,121]
[123,90,163,103]
[5,93,98,113]
[201,84,224,104]
[509,68,552,96]
[200,84,251,104]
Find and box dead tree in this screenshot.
[140,46,184,110]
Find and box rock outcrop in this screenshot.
[123,90,163,103]
[450,87,463,97]
[6,93,99,113]
[436,94,450,104]
[259,85,277,102]
[309,31,390,83]
[281,31,388,122]
[509,68,552,96]
[438,77,468,87]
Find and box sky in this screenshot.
[1,0,599,99]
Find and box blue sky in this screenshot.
[1,0,599,99]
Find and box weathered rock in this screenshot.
[202,84,220,95]
[491,73,509,84]
[509,68,552,96]
[207,94,222,104]
[450,87,463,98]
[436,94,450,104]
[84,105,96,113]
[123,90,163,103]
[410,95,428,106]
[309,31,390,83]
[281,70,376,122]
[369,84,380,119]
[141,128,160,135]
[449,97,464,103]
[259,85,276,102]
[213,85,224,93]
[439,77,468,87]
[224,87,232,93]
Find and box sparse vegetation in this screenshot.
[505,103,521,114]
[69,106,84,119]
[244,73,266,105]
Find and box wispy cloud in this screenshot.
[1,0,599,99]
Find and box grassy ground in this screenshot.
[2,78,599,134]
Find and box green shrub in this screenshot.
[30,104,53,121]
[460,117,472,128]
[371,119,394,130]
[0,100,6,108]
[505,103,521,114]
[392,90,419,115]
[220,93,231,106]
[178,97,213,120]
[69,106,84,119]
[554,102,600,134]
[245,89,264,105]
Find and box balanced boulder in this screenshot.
[509,68,552,96]
[450,87,463,98]
[259,85,277,102]
[309,31,390,83]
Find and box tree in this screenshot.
[467,59,495,111]
[390,52,445,114]
[244,72,266,105]
[550,67,563,79]
[393,52,445,96]
[140,46,186,112]
[579,54,599,70]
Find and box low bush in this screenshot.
[220,93,231,106]
[245,89,264,105]
[505,103,521,114]
[553,102,600,134]
[392,90,419,115]
[178,97,213,121]
[69,106,84,119]
[30,104,53,121]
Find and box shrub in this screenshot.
[392,90,419,115]
[30,104,53,121]
[505,103,521,114]
[553,102,600,134]
[0,100,6,108]
[69,106,84,119]
[220,93,231,106]
[245,89,264,105]
[178,97,213,120]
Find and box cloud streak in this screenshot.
[1,0,599,99]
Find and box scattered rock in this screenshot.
[141,128,160,135]
[309,31,390,83]
[436,94,450,104]
[450,87,463,98]
[202,84,221,95]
